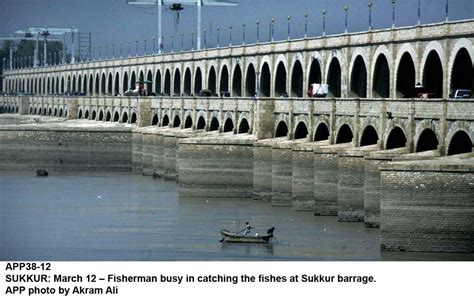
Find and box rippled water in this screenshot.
[1,171,472,261]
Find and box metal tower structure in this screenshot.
[126,0,238,52]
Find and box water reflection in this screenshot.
[220,242,274,256]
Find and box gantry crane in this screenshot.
[127,1,238,52]
[14,27,79,66]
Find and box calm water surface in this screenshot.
[1,171,472,261]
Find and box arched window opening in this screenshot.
[274,62,287,97]
[246,63,256,97]
[327,58,341,98]
[183,68,192,96]
[294,122,308,139]
[350,56,367,98]
[423,51,443,98]
[396,53,416,98]
[208,67,217,96]
[223,118,234,132]
[162,114,170,126]
[209,117,219,131]
[238,118,250,134]
[173,69,181,96]
[197,116,206,129]
[131,113,137,124]
[450,48,473,95]
[152,114,159,125]
[194,68,202,94]
[220,66,229,97]
[184,115,193,128]
[314,123,329,141]
[173,115,181,127]
[291,60,303,97]
[232,65,242,97]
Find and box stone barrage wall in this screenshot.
[380,156,474,253]
[0,121,133,172]
[178,134,256,198]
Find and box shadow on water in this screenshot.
[1,171,473,261]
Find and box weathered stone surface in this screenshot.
[291,141,329,211]
[253,137,286,202]
[178,134,256,198]
[337,145,379,222]
[0,120,133,172]
[380,154,474,252]
[313,143,352,216]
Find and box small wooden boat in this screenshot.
[220,229,273,243]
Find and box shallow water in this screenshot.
[0,171,472,261]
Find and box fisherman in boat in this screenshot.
[243,222,252,236]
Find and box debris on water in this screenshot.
[323,228,327,232]
[97,195,102,199]
[36,169,48,177]
[290,219,294,222]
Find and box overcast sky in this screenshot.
[1,0,473,54]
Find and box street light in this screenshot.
[203,29,207,49]
[417,0,421,25]
[304,12,308,38]
[217,27,220,48]
[144,39,147,55]
[256,20,260,43]
[391,0,396,28]
[368,2,373,30]
[271,18,275,42]
[181,33,184,51]
[287,16,291,40]
[171,34,174,52]
[229,25,232,46]
[445,0,449,22]
[344,5,349,34]
[322,10,326,36]
[191,31,194,50]
[242,23,246,45]
[135,40,138,56]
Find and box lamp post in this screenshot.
[271,18,275,42]
[112,44,115,58]
[256,20,260,43]
[391,0,396,28]
[368,2,373,30]
[171,34,174,52]
[322,10,326,36]
[181,33,184,52]
[92,47,96,61]
[417,0,421,25]
[120,42,123,58]
[304,12,308,38]
[217,27,220,48]
[344,5,349,34]
[128,41,131,57]
[105,45,108,59]
[98,46,101,60]
[135,40,138,56]
[191,31,194,50]
[152,37,156,53]
[144,39,147,55]
[203,29,207,49]
[229,25,232,46]
[287,16,291,40]
[242,23,246,45]
[445,0,449,22]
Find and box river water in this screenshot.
[1,171,472,261]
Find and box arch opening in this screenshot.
[101,73,106,95]
[336,124,353,144]
[450,48,473,95]
[106,111,111,121]
[447,130,472,155]
[99,110,104,121]
[238,118,250,134]
[196,116,206,129]
[91,110,97,120]
[122,72,129,93]
[294,122,308,139]
[131,113,137,124]
[245,64,256,97]
[78,109,82,119]
[220,65,229,97]
[194,67,202,94]
[122,112,128,123]
[259,63,270,97]
[275,121,288,138]
[208,67,217,96]
[423,51,443,98]
[164,70,171,96]
[415,129,439,152]
[162,114,170,126]
[152,114,159,125]
[223,118,234,132]
[314,123,330,141]
[360,125,379,146]
[396,53,416,98]
[173,69,181,96]
[155,70,162,95]
[327,58,341,97]
[274,62,287,97]
[373,54,390,98]
[386,127,407,150]
[209,117,219,131]
[114,73,120,95]
[146,70,153,95]
[291,60,303,97]
[173,115,181,127]
[184,115,193,128]
[84,110,89,119]
[350,56,367,98]
[113,111,120,122]
[183,68,192,96]
[232,65,242,97]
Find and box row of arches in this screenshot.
[274,120,472,156]
[28,106,66,117]
[151,113,250,134]
[6,40,472,99]
[77,109,137,124]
